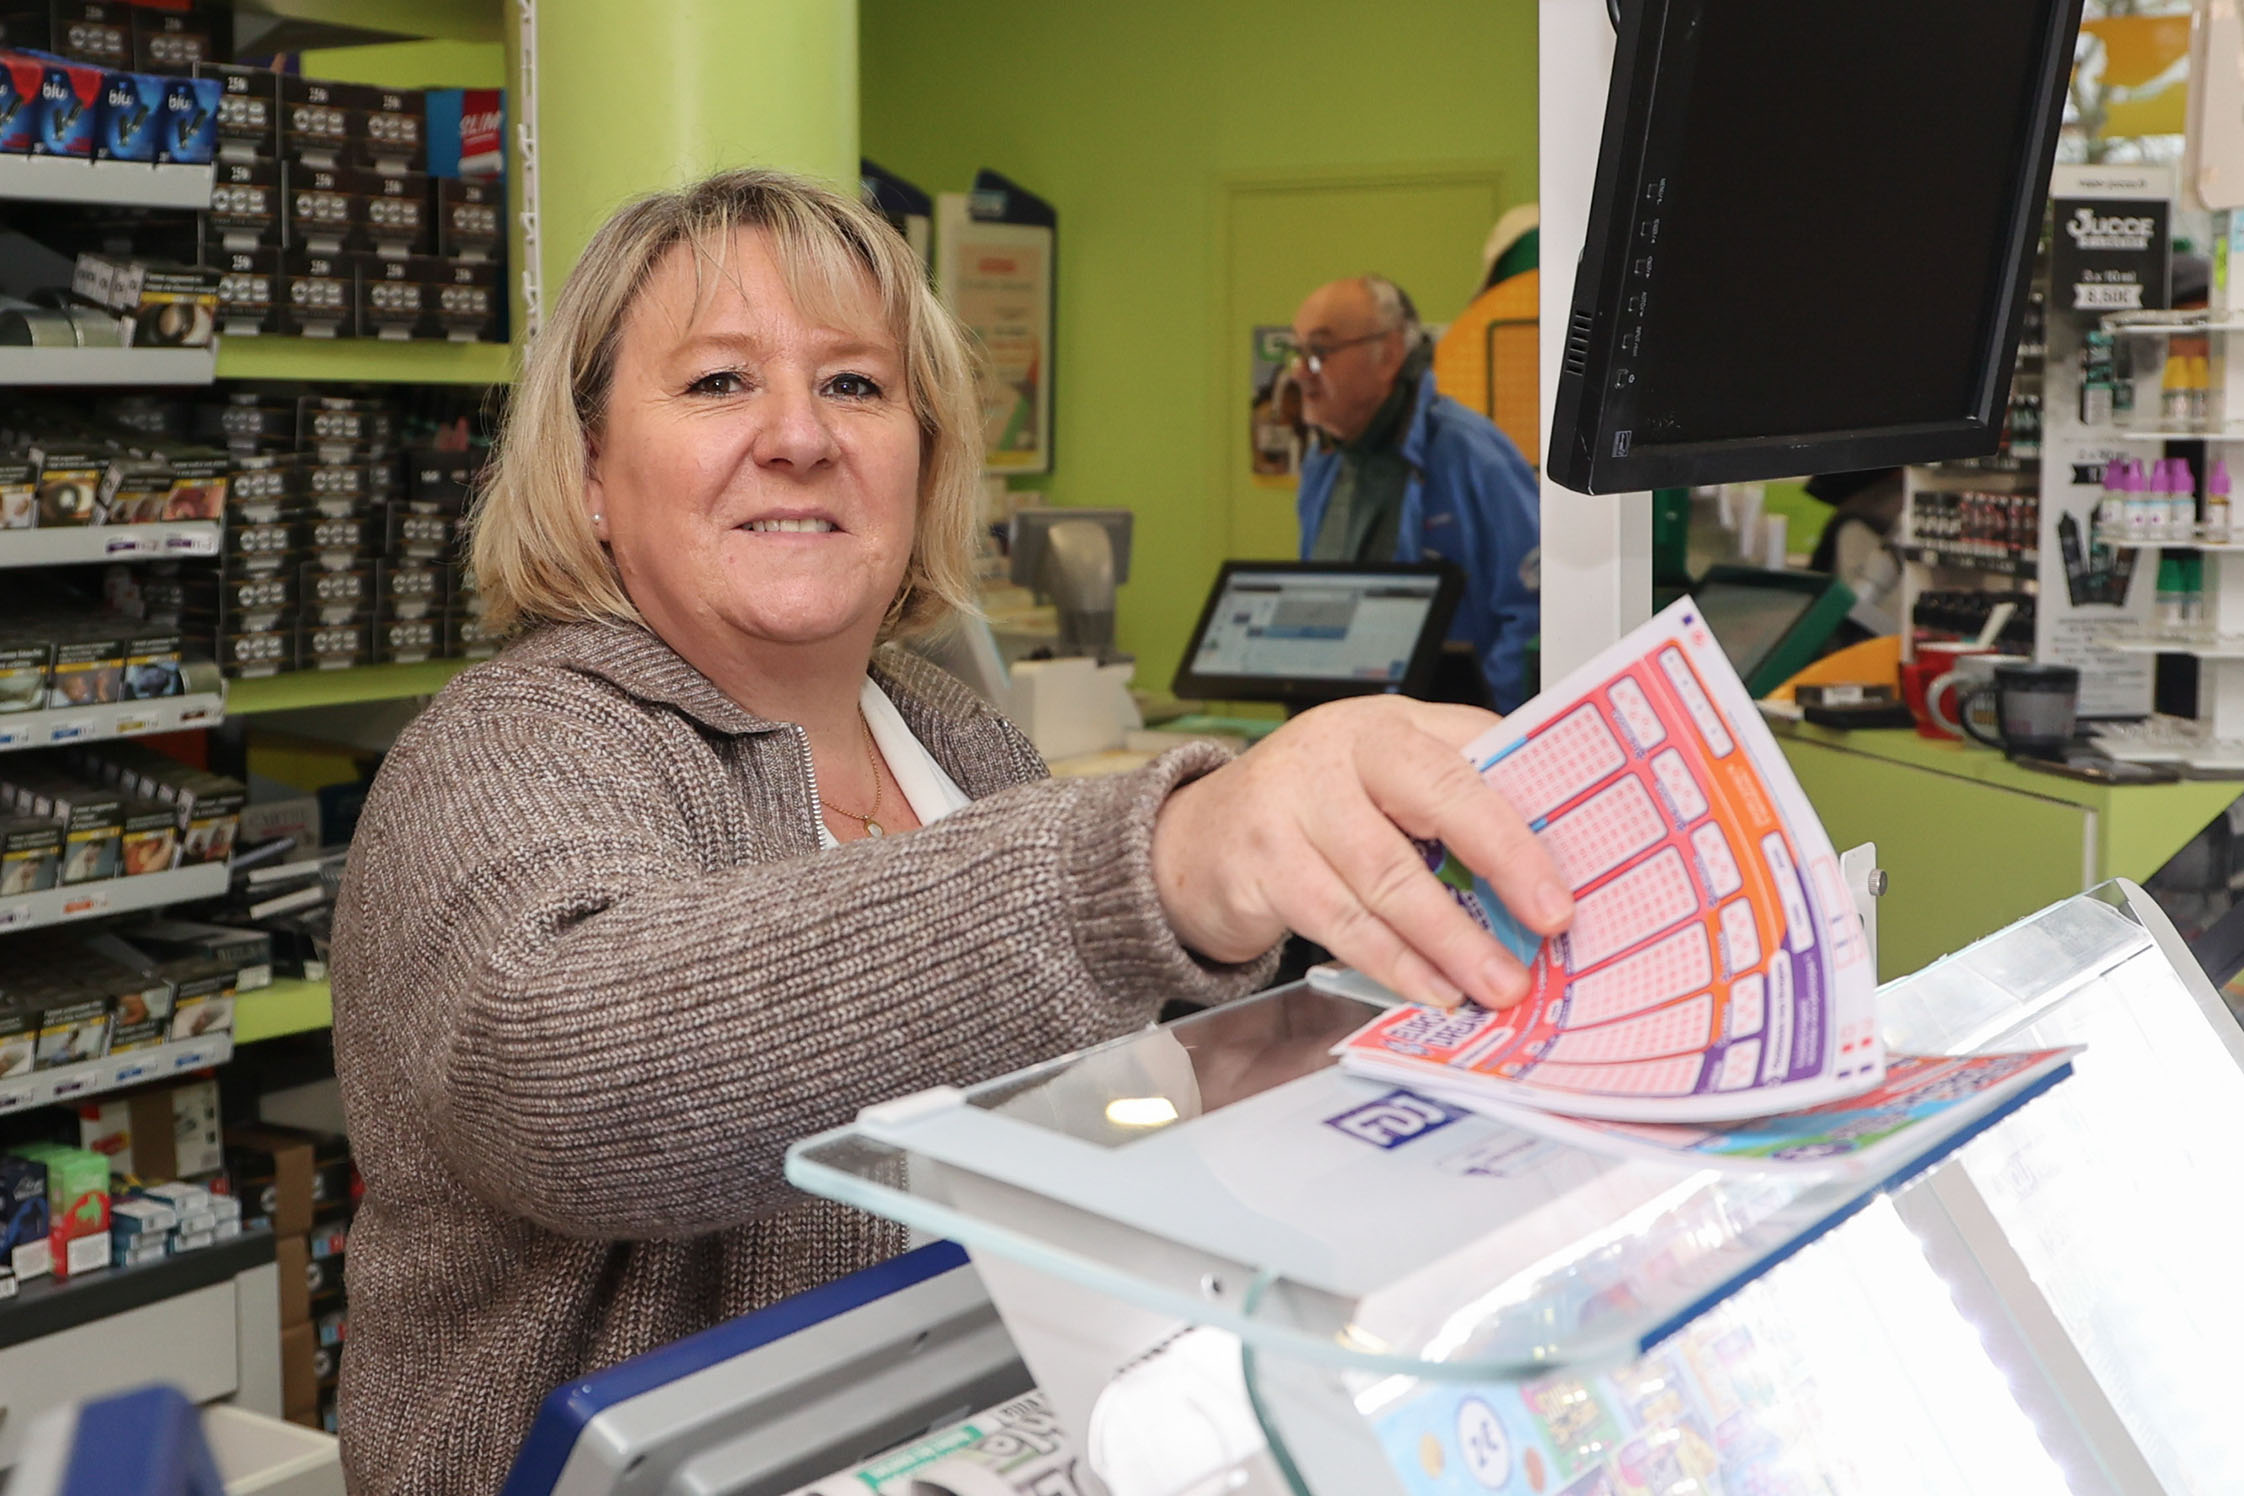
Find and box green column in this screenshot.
[517,0,859,318]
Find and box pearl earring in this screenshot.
[592,513,603,524]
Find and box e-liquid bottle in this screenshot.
[2081,330,2116,426]
[2158,554,2185,630]
[2208,458,2233,542]
[2098,458,2128,542]
[2172,457,2199,540]
[2130,457,2158,542]
[2163,350,2191,428]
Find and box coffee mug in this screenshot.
[1929,652,2030,739]
[1899,660,1947,738]
[1960,663,2081,758]
[1901,642,1993,739]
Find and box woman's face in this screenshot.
[588,229,920,667]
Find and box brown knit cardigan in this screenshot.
[329,619,1275,1495]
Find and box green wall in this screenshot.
[860,0,1538,686]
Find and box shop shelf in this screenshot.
[2101,428,2244,442]
[233,977,333,1045]
[0,345,217,386]
[2100,632,2244,659]
[0,862,228,937]
[2091,532,2244,552]
[0,520,220,568]
[2103,311,2244,334]
[0,1227,272,1353]
[0,156,213,208]
[215,337,514,385]
[0,692,225,753]
[1899,545,2036,576]
[0,1032,232,1118]
[225,658,472,713]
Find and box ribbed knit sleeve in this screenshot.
[331,675,1275,1243]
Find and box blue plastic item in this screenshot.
[501,1239,972,1496]
[12,1385,225,1496]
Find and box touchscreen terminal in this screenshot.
[1173,561,1461,705]
[1690,566,1853,697]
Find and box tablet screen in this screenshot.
[1188,568,1446,687]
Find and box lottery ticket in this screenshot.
[779,1392,1085,1496]
[1414,1049,2078,1179]
[1337,597,1883,1123]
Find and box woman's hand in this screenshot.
[1149,697,1571,1011]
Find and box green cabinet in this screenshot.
[1777,726,2241,983]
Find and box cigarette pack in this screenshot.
[0,52,41,153]
[13,1142,110,1277]
[141,1178,210,1214]
[95,67,161,162]
[33,990,110,1068]
[109,1195,175,1237]
[0,1152,49,1280]
[0,999,35,1077]
[0,815,61,896]
[165,958,234,1043]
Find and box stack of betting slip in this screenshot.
[1327,598,2076,1178]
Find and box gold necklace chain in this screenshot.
[819,709,887,838]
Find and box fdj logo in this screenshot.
[1325,1089,1465,1149]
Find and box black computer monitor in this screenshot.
[1547,0,2083,493]
[1172,561,1462,706]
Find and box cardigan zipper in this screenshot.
[788,722,830,848]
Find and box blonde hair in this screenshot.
[471,167,985,640]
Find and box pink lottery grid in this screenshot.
[1542,776,1669,889]
[1485,704,1630,824]
[1566,847,1702,969]
[1564,925,1717,1028]
[1543,992,1717,1065]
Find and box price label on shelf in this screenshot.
[176,702,220,727]
[0,1084,37,1115]
[0,722,31,748]
[2075,282,2145,310]
[46,717,94,743]
[103,533,149,554]
[165,528,218,554]
[0,902,28,931]
[59,889,109,919]
[111,1060,157,1087]
[113,715,156,736]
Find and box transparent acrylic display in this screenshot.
[788,883,2236,1493]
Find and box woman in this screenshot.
[331,167,1570,1494]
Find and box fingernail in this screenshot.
[1534,880,1573,927]
[1482,959,1528,1007]
[1423,971,1464,1009]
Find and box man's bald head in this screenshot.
[1290,275,1420,443]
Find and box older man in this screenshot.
[1291,274,1541,711]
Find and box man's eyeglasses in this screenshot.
[1285,329,1390,376]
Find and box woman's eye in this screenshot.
[827,372,884,400]
[687,370,747,397]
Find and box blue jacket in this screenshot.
[1297,373,1541,711]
